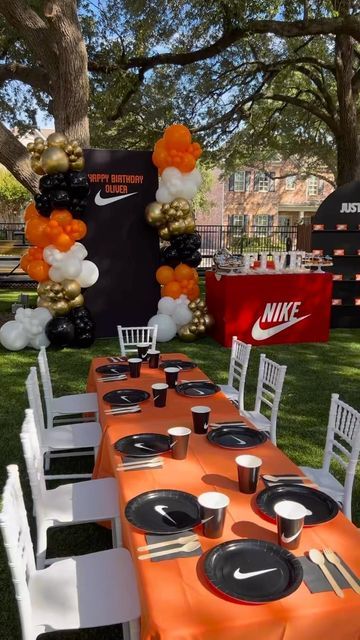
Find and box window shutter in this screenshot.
[254,172,260,191]
[229,175,234,191]
[245,171,251,191]
[269,172,276,192]
[318,179,324,194]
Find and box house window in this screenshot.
[279,215,291,226]
[254,171,275,192]
[253,214,273,236]
[307,176,324,196]
[230,214,248,227]
[286,176,296,190]
[229,171,251,192]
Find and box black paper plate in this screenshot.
[125,489,201,533]
[114,433,171,458]
[175,381,220,397]
[96,364,129,374]
[103,388,150,406]
[256,485,339,525]
[207,425,267,449]
[159,359,196,370]
[204,539,303,603]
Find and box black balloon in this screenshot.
[45,316,75,348]
[172,232,201,251]
[182,250,202,267]
[70,306,92,321]
[50,189,71,209]
[67,171,90,198]
[73,330,95,348]
[34,193,52,216]
[39,172,67,192]
[160,245,181,267]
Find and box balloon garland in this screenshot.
[0,132,97,351]
[145,124,214,342]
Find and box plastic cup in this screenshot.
[198,492,230,538]
[168,427,191,460]
[274,500,308,550]
[191,406,211,434]
[235,454,262,493]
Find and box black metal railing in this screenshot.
[196,224,299,269]
[0,222,26,244]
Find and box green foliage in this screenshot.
[0,169,29,202]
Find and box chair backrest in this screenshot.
[37,347,54,425]
[117,325,158,356]
[228,336,252,411]
[0,465,36,640]
[26,367,46,440]
[254,354,287,444]
[20,409,47,522]
[323,394,360,519]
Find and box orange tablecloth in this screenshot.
[89,353,360,640]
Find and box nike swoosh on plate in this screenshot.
[94,190,138,206]
[233,567,278,580]
[251,314,311,341]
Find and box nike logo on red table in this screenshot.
[95,191,138,206]
[251,314,310,341]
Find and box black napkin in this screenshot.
[144,530,202,563]
[300,554,360,593]
[261,474,305,488]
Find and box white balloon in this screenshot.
[43,245,58,265]
[29,331,50,350]
[32,307,53,326]
[76,260,99,288]
[61,256,82,279]
[71,242,88,260]
[147,314,176,342]
[156,166,202,202]
[0,321,29,351]
[173,304,193,328]
[158,296,176,316]
[155,184,172,204]
[162,167,183,190]
[48,266,63,283]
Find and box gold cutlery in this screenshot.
[138,540,201,560]
[137,533,198,552]
[308,549,344,598]
[323,549,360,595]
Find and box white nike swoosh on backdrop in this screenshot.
[94,191,138,206]
[251,314,310,341]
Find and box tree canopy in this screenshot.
[0,1,359,189]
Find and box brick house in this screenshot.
[195,160,334,227]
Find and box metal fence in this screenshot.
[0,222,26,244]
[196,224,299,269]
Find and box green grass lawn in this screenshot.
[0,288,359,638]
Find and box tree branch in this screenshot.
[0,62,49,92]
[0,122,39,193]
[109,69,145,121]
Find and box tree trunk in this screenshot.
[0,123,39,194]
[336,132,360,185]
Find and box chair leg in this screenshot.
[123,618,141,640]
[44,451,51,471]
[36,525,48,570]
[111,517,122,547]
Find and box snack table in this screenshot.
[205,271,333,347]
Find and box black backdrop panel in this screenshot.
[82,149,160,337]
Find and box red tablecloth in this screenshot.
[89,354,360,640]
[206,271,333,347]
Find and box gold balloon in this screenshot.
[194,298,201,306]
[31,157,45,175]
[51,282,64,295]
[73,146,83,158]
[68,293,84,309]
[62,279,81,300]
[64,144,74,155]
[197,323,206,336]
[188,301,197,311]
[69,139,80,148]
[37,298,54,313]
[69,154,77,162]
[34,136,43,145]
[158,225,171,241]
[166,208,177,221]
[47,132,68,148]
[168,220,186,235]
[70,157,85,171]
[189,323,198,334]
[41,147,69,174]
[197,300,206,310]
[178,323,197,342]
[183,216,196,233]
[193,310,202,319]
[162,203,171,213]
[203,313,215,329]
[27,142,35,152]
[52,300,70,316]
[171,198,191,213]
[145,202,165,227]
[37,281,52,296]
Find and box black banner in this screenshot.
[83,149,160,337]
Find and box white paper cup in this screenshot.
[164,366,180,388]
[198,492,230,538]
[167,427,191,459]
[235,454,262,493]
[274,500,308,550]
[191,405,211,434]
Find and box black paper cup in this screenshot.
[164,366,180,388]
[152,383,168,408]
[274,500,307,550]
[148,349,160,369]
[235,454,262,493]
[128,357,142,378]
[198,492,230,538]
[137,343,150,361]
[191,406,211,434]
[168,427,191,460]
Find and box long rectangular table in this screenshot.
[88,354,360,640]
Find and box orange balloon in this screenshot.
[50,209,73,226]
[27,259,50,282]
[28,246,43,261]
[53,233,74,252]
[177,153,196,173]
[25,216,49,247]
[156,265,175,285]
[191,268,199,281]
[191,142,202,159]
[162,280,182,299]
[24,202,39,222]
[20,252,31,272]
[67,219,87,241]
[174,263,194,282]
[164,124,192,152]
[188,283,200,301]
